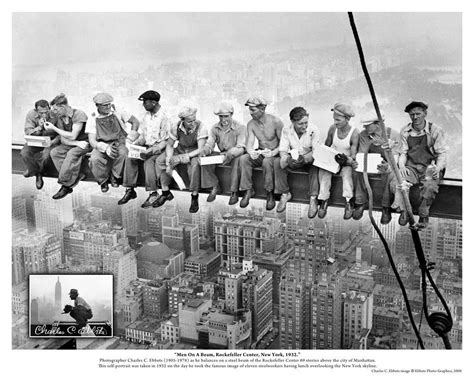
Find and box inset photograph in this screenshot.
[29,274,113,338]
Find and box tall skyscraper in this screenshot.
[12,196,27,232]
[341,290,374,349]
[311,272,342,349]
[34,190,73,252]
[54,276,62,312]
[103,241,138,298]
[242,266,273,344]
[90,192,139,234]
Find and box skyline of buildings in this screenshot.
[11,175,462,350]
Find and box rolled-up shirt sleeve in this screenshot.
[169,122,179,141]
[197,123,208,140]
[279,128,290,153]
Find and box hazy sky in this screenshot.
[12,12,461,66]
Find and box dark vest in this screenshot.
[95,114,126,143]
[176,121,200,154]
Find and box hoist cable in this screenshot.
[348,11,453,349]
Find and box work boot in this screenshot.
[118,188,137,205]
[417,216,429,229]
[343,199,354,220]
[398,210,408,226]
[110,176,120,188]
[308,196,318,219]
[35,174,44,190]
[228,192,239,205]
[207,184,221,202]
[318,200,329,219]
[101,181,109,193]
[266,191,276,211]
[240,189,255,208]
[381,207,392,225]
[52,185,73,200]
[277,192,292,213]
[352,203,367,220]
[152,191,174,208]
[141,191,158,208]
[23,169,32,178]
[189,194,199,213]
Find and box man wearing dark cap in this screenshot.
[44,93,91,199]
[352,113,399,223]
[317,103,359,219]
[391,101,448,228]
[87,92,140,192]
[156,106,208,213]
[118,90,172,208]
[200,102,246,204]
[21,99,59,190]
[238,97,285,210]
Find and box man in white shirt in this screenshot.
[278,107,321,217]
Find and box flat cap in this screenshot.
[178,106,198,119]
[331,103,355,118]
[245,97,267,107]
[404,101,428,113]
[69,289,78,295]
[138,90,161,102]
[214,102,234,115]
[360,112,384,126]
[93,92,114,105]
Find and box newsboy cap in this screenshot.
[360,112,384,126]
[404,101,428,113]
[178,106,198,119]
[69,289,78,295]
[93,92,114,105]
[245,97,267,107]
[138,90,161,102]
[331,103,355,118]
[214,102,234,115]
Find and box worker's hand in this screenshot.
[398,164,409,178]
[249,151,260,160]
[377,161,390,174]
[43,121,55,130]
[348,157,358,169]
[261,149,273,158]
[335,153,348,166]
[222,151,234,165]
[76,141,89,150]
[139,148,153,160]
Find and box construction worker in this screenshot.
[352,113,399,224]
[318,103,359,219]
[45,93,90,200]
[118,90,171,208]
[278,106,321,217]
[21,99,59,190]
[200,102,246,204]
[87,92,140,193]
[391,101,448,228]
[160,106,208,213]
[239,97,285,211]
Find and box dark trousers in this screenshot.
[354,171,392,207]
[69,305,93,329]
[21,145,53,176]
[200,153,240,192]
[123,152,168,191]
[50,144,92,187]
[239,154,287,193]
[89,143,128,185]
[281,163,320,196]
[391,165,441,217]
